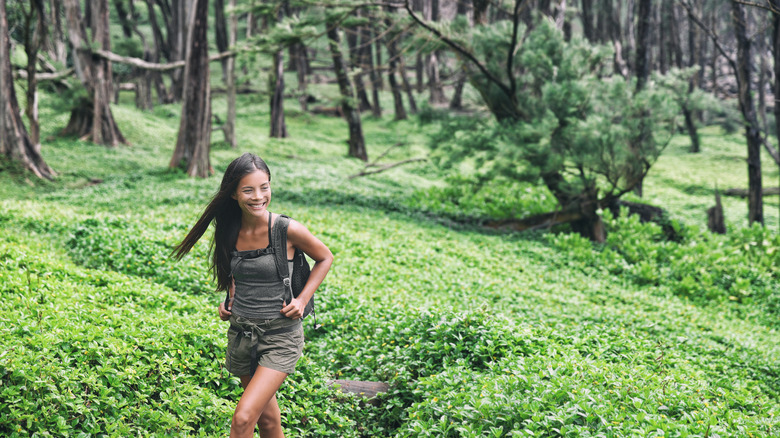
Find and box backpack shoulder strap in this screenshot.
[270,213,294,302]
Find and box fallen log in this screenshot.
[327,380,389,406]
[723,187,780,197]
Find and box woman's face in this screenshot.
[232,169,271,219]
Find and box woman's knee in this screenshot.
[232,407,259,432]
[258,402,281,431]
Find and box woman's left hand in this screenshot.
[281,298,306,320]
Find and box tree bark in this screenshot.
[326,23,367,161]
[169,0,212,177]
[269,48,288,138]
[49,0,67,64]
[771,0,780,159]
[62,0,127,146]
[365,26,382,117]
[114,0,134,38]
[1,0,54,180]
[346,14,372,112]
[23,0,45,147]
[215,0,229,80]
[384,8,407,120]
[635,0,651,92]
[731,0,763,225]
[224,0,237,148]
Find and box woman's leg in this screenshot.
[231,367,288,438]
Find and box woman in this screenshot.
[174,153,333,437]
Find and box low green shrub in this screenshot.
[547,209,780,327]
[65,218,212,295]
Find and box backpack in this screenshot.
[225,213,314,321]
[270,213,314,320]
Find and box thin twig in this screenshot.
[348,157,426,178]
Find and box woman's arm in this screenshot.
[281,219,334,319]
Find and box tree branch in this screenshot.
[14,67,74,82]
[733,0,780,14]
[403,0,513,97]
[348,157,426,178]
[90,49,235,72]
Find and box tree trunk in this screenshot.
[293,43,310,111]
[669,1,700,153]
[384,9,407,121]
[24,0,45,147]
[427,0,446,104]
[399,55,418,114]
[326,23,367,161]
[62,0,127,146]
[731,0,763,225]
[224,0,237,147]
[772,1,780,158]
[49,0,67,64]
[1,0,54,180]
[169,0,212,177]
[635,0,651,92]
[346,13,372,112]
[269,48,288,138]
[365,26,382,117]
[144,0,169,103]
[114,0,133,38]
[214,0,229,80]
[167,0,188,102]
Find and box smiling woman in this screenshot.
[172,153,333,438]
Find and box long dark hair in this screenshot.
[172,153,271,292]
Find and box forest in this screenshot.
[1,0,779,436]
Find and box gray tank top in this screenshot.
[229,223,294,320]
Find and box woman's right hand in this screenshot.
[218,279,235,321]
[218,299,233,321]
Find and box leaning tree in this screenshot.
[0,0,54,179]
[407,4,681,242]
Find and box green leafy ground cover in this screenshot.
[1,93,779,437]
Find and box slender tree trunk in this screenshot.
[580,0,596,42]
[731,0,763,225]
[24,0,45,147]
[326,23,367,161]
[269,49,287,138]
[635,0,651,92]
[632,0,652,197]
[114,0,133,38]
[399,55,418,114]
[346,13,372,112]
[384,8,407,120]
[294,43,310,111]
[215,0,228,80]
[771,1,780,154]
[224,0,237,147]
[49,0,67,64]
[427,0,446,104]
[170,0,212,177]
[365,26,382,117]
[1,0,54,179]
[167,0,187,102]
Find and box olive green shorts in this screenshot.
[225,315,304,376]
